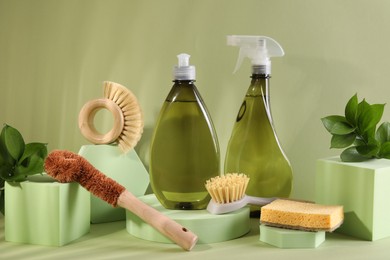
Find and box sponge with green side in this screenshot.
[260,199,344,232]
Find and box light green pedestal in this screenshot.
[316,157,390,241]
[5,174,90,246]
[126,194,251,244]
[79,144,149,223]
[259,224,325,248]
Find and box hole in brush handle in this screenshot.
[117,190,198,251]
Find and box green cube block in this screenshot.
[316,157,390,241]
[79,144,150,223]
[259,224,325,248]
[5,175,90,246]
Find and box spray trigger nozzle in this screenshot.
[227,35,284,74]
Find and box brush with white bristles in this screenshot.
[103,81,144,153]
[79,81,144,153]
[205,173,275,214]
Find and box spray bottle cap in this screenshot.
[227,35,284,75]
[173,53,196,80]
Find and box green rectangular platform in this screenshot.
[316,157,390,241]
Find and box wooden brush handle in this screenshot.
[78,98,125,144]
[117,190,198,251]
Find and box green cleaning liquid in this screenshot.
[149,54,220,210]
[225,75,292,199]
[225,36,293,214]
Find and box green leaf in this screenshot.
[376,122,390,144]
[332,121,356,135]
[0,134,14,166]
[0,146,5,166]
[321,116,355,135]
[345,94,358,125]
[18,143,47,165]
[16,143,47,176]
[330,133,356,148]
[340,146,372,162]
[0,164,23,181]
[356,144,379,157]
[0,124,25,161]
[363,126,378,144]
[357,102,384,134]
[16,155,45,176]
[378,142,390,159]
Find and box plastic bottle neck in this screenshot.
[173,79,196,84]
[247,73,270,102]
[250,73,271,79]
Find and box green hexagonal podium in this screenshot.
[5,175,90,246]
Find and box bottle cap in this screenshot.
[173,53,196,80]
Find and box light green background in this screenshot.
[1,0,389,200]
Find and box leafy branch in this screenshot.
[321,94,390,162]
[0,124,47,214]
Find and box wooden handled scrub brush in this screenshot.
[78,81,143,153]
[44,150,198,251]
[205,173,275,214]
[205,174,343,232]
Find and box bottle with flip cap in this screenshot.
[224,36,293,213]
[149,53,220,210]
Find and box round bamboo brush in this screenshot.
[205,173,275,214]
[79,81,143,154]
[44,150,198,251]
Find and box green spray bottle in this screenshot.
[149,53,220,210]
[224,36,293,213]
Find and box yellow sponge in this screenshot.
[260,199,343,232]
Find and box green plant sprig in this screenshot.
[321,94,390,162]
[0,124,47,181]
[0,124,47,214]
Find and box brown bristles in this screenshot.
[44,150,126,207]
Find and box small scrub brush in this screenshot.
[79,81,143,154]
[44,150,198,251]
[205,173,275,214]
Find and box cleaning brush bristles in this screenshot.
[103,81,144,153]
[79,81,143,154]
[205,173,250,204]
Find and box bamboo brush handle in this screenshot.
[78,98,125,144]
[117,190,198,251]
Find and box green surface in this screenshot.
[126,194,250,244]
[316,157,390,241]
[4,176,90,246]
[2,215,390,259]
[78,144,150,223]
[259,224,325,248]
